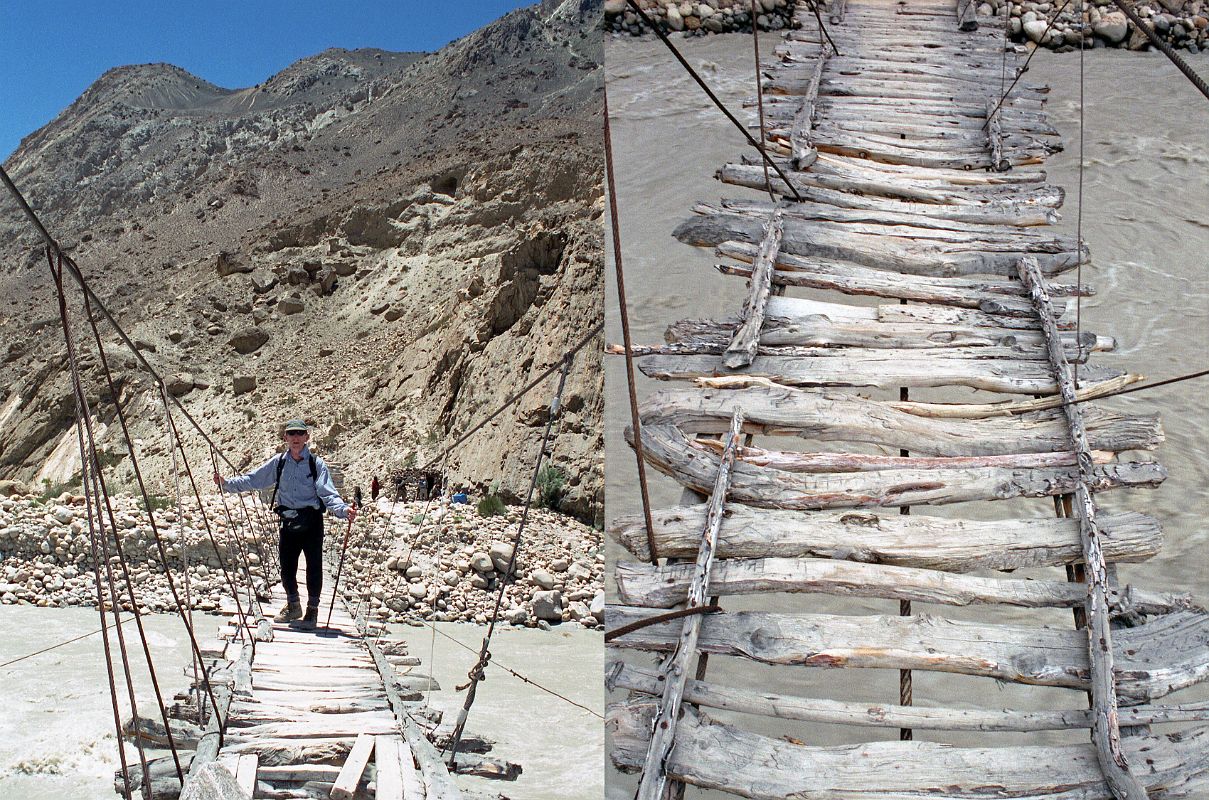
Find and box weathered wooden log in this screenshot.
[986,96,1011,172]
[363,635,462,799]
[606,606,1209,700]
[636,410,742,800]
[331,733,374,800]
[219,737,351,766]
[665,312,1113,354]
[790,49,830,168]
[615,556,1193,614]
[608,661,1209,732]
[608,701,1209,798]
[813,134,1051,170]
[637,352,1121,394]
[724,212,782,368]
[449,752,522,781]
[616,337,1093,363]
[719,169,1059,226]
[636,420,1164,509]
[116,752,195,799]
[715,198,1062,239]
[635,386,1160,457]
[124,714,204,748]
[719,162,1067,211]
[675,211,1083,278]
[1020,255,1148,799]
[608,502,1162,571]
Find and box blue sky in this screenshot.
[0,1,536,160]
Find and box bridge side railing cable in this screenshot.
[47,253,153,799]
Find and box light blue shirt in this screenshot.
[222,446,350,519]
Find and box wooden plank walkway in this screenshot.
[118,565,465,800]
[606,0,1209,798]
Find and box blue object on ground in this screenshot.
[452,493,469,504]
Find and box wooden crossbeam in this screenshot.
[1019,255,1148,800]
[635,410,744,800]
[723,211,783,369]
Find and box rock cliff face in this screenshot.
[0,0,604,523]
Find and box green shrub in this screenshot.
[477,494,506,518]
[535,465,566,510]
[142,495,174,513]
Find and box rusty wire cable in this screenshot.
[622,0,805,201]
[603,87,659,564]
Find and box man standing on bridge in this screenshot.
[214,419,356,630]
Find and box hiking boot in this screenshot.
[297,607,319,630]
[274,601,303,623]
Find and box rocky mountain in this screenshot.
[0,0,604,522]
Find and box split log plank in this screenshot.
[635,386,1160,458]
[614,556,1193,614]
[606,606,1209,700]
[375,736,404,800]
[234,754,257,798]
[636,353,1122,394]
[607,502,1162,571]
[987,96,1010,171]
[608,701,1209,798]
[790,49,830,168]
[636,421,1164,509]
[609,661,1209,732]
[331,733,375,800]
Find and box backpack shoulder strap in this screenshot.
[269,454,286,509]
[308,454,317,481]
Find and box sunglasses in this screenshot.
[285,431,308,437]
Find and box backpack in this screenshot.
[269,453,325,512]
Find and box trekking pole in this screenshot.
[324,508,355,632]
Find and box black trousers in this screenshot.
[278,510,324,608]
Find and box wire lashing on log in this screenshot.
[604,88,659,564]
[444,355,573,768]
[604,604,724,643]
[622,0,806,202]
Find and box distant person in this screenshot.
[418,473,429,501]
[214,419,355,630]
[394,473,405,502]
[370,475,380,502]
[353,485,363,509]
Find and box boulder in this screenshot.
[215,251,253,277]
[286,266,309,286]
[228,327,268,354]
[278,294,305,315]
[488,541,515,573]
[384,306,404,322]
[166,373,195,396]
[531,590,563,622]
[1094,11,1129,43]
[232,376,256,395]
[470,552,495,573]
[250,268,278,294]
[0,480,28,497]
[529,569,556,590]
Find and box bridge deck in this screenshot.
[606,1,1209,798]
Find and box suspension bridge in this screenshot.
[0,119,603,796]
[606,0,1209,798]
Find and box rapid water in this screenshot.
[604,32,1209,799]
[0,607,602,798]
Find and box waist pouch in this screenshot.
[276,505,323,534]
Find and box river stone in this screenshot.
[1094,11,1128,42]
[469,573,490,590]
[228,327,268,354]
[1023,18,1050,42]
[405,565,422,579]
[52,506,74,524]
[470,552,494,573]
[531,590,563,621]
[590,592,605,622]
[488,542,515,572]
[529,569,556,590]
[667,4,684,29]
